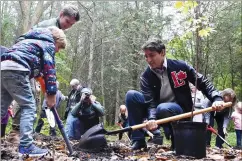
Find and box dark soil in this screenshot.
[1,133,241,161]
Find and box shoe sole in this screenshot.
[18,151,48,157]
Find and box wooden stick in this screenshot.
[131,102,232,130]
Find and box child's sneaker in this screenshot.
[19,144,48,157]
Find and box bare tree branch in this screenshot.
[78,2,93,22]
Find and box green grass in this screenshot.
[5,117,63,136]
[162,131,236,148]
[106,127,237,149]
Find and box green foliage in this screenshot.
[1,10,17,46]
[55,50,71,86]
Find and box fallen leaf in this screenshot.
[174,1,184,9]
[55,145,65,150]
[207,154,224,160]
[24,158,33,161]
[87,154,91,158]
[138,157,148,161]
[110,155,118,160]
[155,156,168,160]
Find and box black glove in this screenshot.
[1,124,7,137]
[64,110,69,120]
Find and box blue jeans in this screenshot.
[1,70,35,147]
[206,111,225,148]
[125,90,183,141]
[235,129,242,146]
[65,112,83,139]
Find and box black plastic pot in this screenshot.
[172,121,207,159]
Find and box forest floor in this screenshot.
[1,132,242,161]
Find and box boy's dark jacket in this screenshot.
[140,59,222,120]
[1,28,57,95]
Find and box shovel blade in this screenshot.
[77,123,108,151]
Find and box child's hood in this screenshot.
[23,28,55,43]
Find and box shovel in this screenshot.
[117,123,131,142]
[36,77,73,156]
[45,107,55,128]
[77,102,232,151]
[51,107,74,155]
[207,125,233,149]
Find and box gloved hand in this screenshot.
[64,110,69,120]
[223,128,228,136]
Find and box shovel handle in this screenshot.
[51,108,74,155]
[131,102,232,131]
[36,77,74,155]
[207,126,217,134]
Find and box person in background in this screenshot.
[1,101,14,138]
[190,83,205,109]
[190,83,205,122]
[71,88,105,138]
[35,81,67,136]
[204,88,237,148]
[64,79,83,140]
[33,4,79,30]
[1,27,67,157]
[231,101,242,149]
[117,105,131,140]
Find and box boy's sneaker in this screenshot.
[19,144,48,157]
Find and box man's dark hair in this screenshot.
[141,38,165,53]
[61,5,80,21]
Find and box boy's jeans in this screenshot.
[1,70,35,147]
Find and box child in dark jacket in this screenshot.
[204,88,237,148]
[1,27,67,157]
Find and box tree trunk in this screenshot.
[19,1,51,34]
[229,44,235,89]
[0,1,2,44]
[19,1,31,33]
[30,1,52,27]
[115,85,120,124]
[101,38,106,122]
[194,1,202,74]
[87,2,96,88]
[115,51,122,124]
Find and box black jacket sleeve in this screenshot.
[140,75,157,120]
